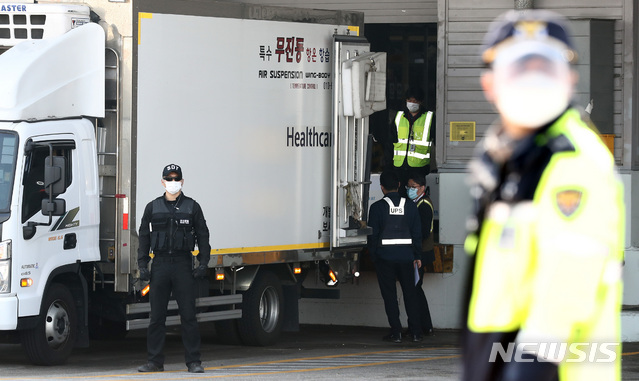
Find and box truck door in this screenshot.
[331,35,386,249]
[20,135,82,259]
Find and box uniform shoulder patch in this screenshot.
[556,189,583,217]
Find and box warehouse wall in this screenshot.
[436,0,639,339]
[436,0,631,168]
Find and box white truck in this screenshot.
[0,0,386,365]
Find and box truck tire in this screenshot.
[20,283,78,365]
[237,271,283,346]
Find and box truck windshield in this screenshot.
[0,132,18,213]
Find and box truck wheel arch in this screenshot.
[230,264,298,292]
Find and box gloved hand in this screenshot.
[139,267,151,282]
[192,265,208,279]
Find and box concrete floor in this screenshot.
[0,324,638,380]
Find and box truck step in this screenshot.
[126,294,242,330]
[127,309,242,330]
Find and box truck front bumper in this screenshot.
[0,295,18,330]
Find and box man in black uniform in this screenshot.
[406,172,434,336]
[368,171,423,343]
[137,164,210,374]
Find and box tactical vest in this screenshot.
[393,111,433,168]
[417,196,435,252]
[380,197,412,246]
[150,197,196,254]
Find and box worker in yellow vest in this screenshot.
[462,10,624,381]
[392,87,434,194]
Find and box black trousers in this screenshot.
[461,331,559,381]
[413,265,433,333]
[375,259,421,336]
[501,353,559,381]
[148,255,201,366]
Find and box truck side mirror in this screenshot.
[41,198,66,216]
[23,196,67,240]
[44,156,66,196]
[23,154,68,240]
[23,223,36,240]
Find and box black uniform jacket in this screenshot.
[137,193,211,269]
[367,191,422,263]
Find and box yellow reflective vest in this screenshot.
[393,110,433,168]
[465,109,624,381]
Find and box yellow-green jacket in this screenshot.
[463,109,624,381]
[393,110,433,168]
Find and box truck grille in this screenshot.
[0,3,90,49]
[0,13,46,41]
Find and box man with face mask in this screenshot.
[368,170,423,343]
[137,164,211,374]
[391,87,434,194]
[462,10,624,381]
[406,172,435,336]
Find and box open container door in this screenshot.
[331,34,387,249]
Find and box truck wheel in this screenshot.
[20,283,78,365]
[237,271,283,346]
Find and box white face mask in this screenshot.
[164,181,182,195]
[493,71,571,129]
[406,102,420,113]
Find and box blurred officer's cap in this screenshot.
[481,10,577,67]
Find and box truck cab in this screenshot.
[0,10,104,363]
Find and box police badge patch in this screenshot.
[556,189,583,217]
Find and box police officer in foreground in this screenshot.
[406,172,434,336]
[368,170,423,343]
[463,10,624,381]
[137,164,211,374]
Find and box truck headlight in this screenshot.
[0,239,10,260]
[0,240,11,294]
[0,261,9,293]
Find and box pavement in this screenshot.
[0,324,638,380]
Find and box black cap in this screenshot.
[481,10,577,65]
[162,164,182,178]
